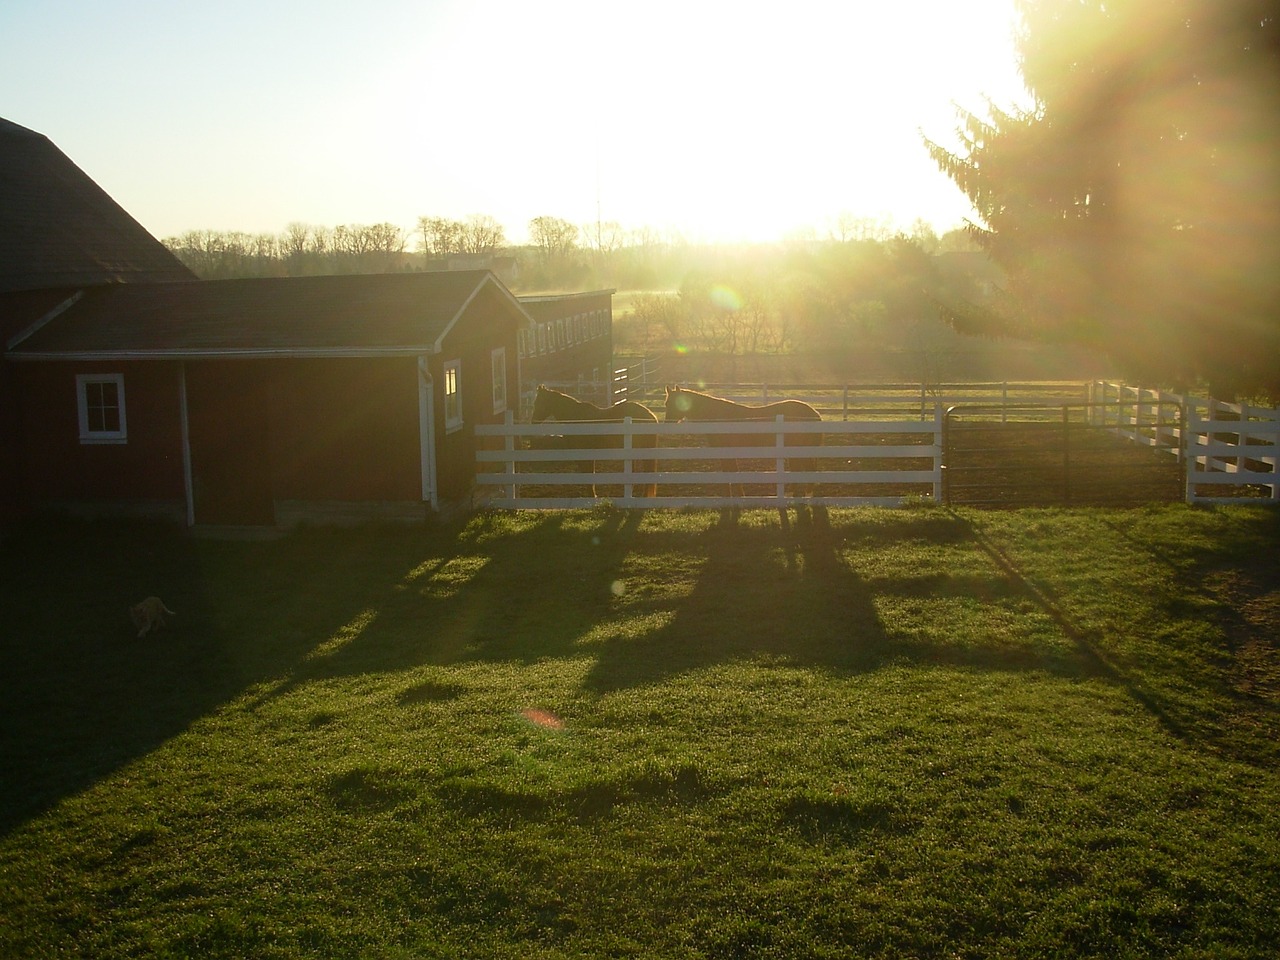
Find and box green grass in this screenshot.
[2,505,1278,958]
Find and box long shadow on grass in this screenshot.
[953,510,1226,756]
[0,516,473,837]
[580,506,1085,693]
[965,509,1280,765]
[578,506,886,691]
[262,509,646,687]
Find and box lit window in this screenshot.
[444,360,462,431]
[491,347,507,414]
[76,373,127,444]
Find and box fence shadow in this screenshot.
[8,505,1270,837]
[954,508,1280,766]
[579,507,889,693]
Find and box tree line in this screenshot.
[161,213,953,290]
[163,214,989,369]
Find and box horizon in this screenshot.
[1,0,1029,246]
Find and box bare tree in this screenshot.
[282,222,311,275]
[417,216,463,259]
[365,222,406,271]
[529,216,579,262]
[458,214,507,254]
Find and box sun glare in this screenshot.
[2,0,1025,242]
[335,1,1025,244]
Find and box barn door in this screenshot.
[184,361,275,526]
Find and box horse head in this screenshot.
[663,385,691,422]
[530,385,553,423]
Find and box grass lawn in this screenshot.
[1,505,1278,958]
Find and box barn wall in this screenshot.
[269,357,421,503]
[518,290,613,389]
[0,361,26,526]
[434,285,523,502]
[13,360,186,517]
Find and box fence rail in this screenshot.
[1091,381,1278,503]
[627,380,1090,421]
[489,381,1277,509]
[475,412,942,509]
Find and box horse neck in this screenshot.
[686,392,744,417]
[617,401,655,421]
[553,394,600,418]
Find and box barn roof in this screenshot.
[5,270,531,360]
[0,117,195,292]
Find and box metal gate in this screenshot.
[943,402,1184,506]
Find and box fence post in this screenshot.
[775,414,786,501]
[1062,404,1071,503]
[622,416,633,502]
[1001,381,1008,424]
[941,406,957,506]
[934,405,945,503]
[1183,403,1197,503]
[503,410,517,502]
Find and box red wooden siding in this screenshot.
[15,361,186,510]
[269,357,421,502]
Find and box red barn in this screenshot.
[517,289,615,407]
[0,117,196,526]
[5,271,527,526]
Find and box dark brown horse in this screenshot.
[663,385,822,495]
[530,385,658,497]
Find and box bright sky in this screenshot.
[1,0,1028,245]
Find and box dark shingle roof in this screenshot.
[0,117,195,292]
[6,271,527,359]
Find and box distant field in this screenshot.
[2,506,1278,958]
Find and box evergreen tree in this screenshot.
[926,0,1280,398]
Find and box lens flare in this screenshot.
[710,284,742,311]
[520,708,564,730]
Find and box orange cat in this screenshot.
[129,596,175,638]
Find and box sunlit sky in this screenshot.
[1,0,1028,245]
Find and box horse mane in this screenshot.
[536,385,657,422]
[668,385,724,401]
[666,384,821,420]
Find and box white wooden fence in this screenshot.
[486,381,1277,509]
[474,410,943,509]
[1091,382,1278,504]
[626,380,1090,421]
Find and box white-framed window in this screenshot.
[491,347,507,415]
[443,360,462,431]
[76,373,127,444]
